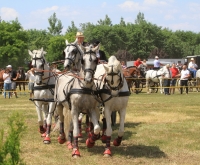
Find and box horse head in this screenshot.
[81,44,99,84]
[103,56,123,90]
[63,39,83,71]
[28,48,47,85]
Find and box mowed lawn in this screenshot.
[0,90,200,165]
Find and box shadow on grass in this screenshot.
[85,144,166,158]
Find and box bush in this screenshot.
[0,112,27,165]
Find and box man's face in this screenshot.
[7,67,12,71]
[77,36,84,44]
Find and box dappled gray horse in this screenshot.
[94,56,130,157]
[29,48,57,144]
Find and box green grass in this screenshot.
[0,91,200,165]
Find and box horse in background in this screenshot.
[0,69,5,93]
[17,67,26,95]
[94,56,130,156]
[145,67,165,94]
[123,66,140,93]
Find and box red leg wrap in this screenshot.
[86,138,95,148]
[43,137,51,144]
[101,135,107,143]
[103,147,111,156]
[66,141,73,150]
[72,148,80,157]
[57,135,66,144]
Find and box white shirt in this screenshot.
[180,69,190,80]
[188,62,197,69]
[154,59,160,67]
[162,67,172,78]
[3,73,11,83]
[27,71,35,83]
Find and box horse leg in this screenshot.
[103,109,112,157]
[23,82,26,95]
[78,113,84,139]
[35,103,46,134]
[101,117,107,143]
[113,109,126,146]
[43,102,56,144]
[86,110,101,148]
[71,108,81,157]
[57,104,66,144]
[41,104,48,135]
[160,79,163,94]
[85,114,90,134]
[146,79,150,94]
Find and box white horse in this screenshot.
[54,39,83,145]
[55,43,101,157]
[94,56,130,157]
[145,68,165,94]
[28,48,57,144]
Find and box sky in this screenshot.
[1,0,200,33]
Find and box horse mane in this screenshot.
[126,66,137,69]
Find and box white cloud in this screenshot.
[0,7,19,20]
[101,2,107,8]
[118,0,148,11]
[164,14,174,20]
[143,0,168,6]
[168,22,197,31]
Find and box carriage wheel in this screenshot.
[150,82,158,93]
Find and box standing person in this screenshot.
[188,58,198,78]
[153,56,163,70]
[170,63,180,94]
[3,68,12,99]
[26,68,35,99]
[134,58,142,67]
[163,64,172,95]
[180,64,190,94]
[7,65,20,98]
[93,41,108,63]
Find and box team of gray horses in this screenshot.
[29,39,130,157]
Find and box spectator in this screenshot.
[180,64,190,94]
[121,61,127,69]
[170,63,180,94]
[153,56,163,70]
[163,64,172,95]
[7,65,20,98]
[3,68,12,99]
[26,68,35,98]
[134,58,142,67]
[93,41,108,63]
[188,58,198,78]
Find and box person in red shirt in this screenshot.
[134,58,142,67]
[170,63,180,94]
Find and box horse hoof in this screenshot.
[57,136,66,144]
[72,148,80,157]
[43,137,51,144]
[41,132,47,138]
[86,138,95,148]
[103,148,111,157]
[113,138,121,146]
[66,141,73,150]
[101,135,107,143]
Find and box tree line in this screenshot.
[1,12,200,69]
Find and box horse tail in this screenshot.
[63,107,72,140]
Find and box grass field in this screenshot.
[0,90,200,165]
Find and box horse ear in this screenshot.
[28,50,33,57]
[73,38,78,44]
[92,43,100,52]
[43,51,47,55]
[66,40,69,45]
[41,47,43,52]
[103,64,109,72]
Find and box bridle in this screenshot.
[64,43,82,66]
[32,53,45,77]
[82,49,98,77]
[105,65,124,91]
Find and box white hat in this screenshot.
[155,56,159,59]
[76,32,84,37]
[166,64,170,67]
[191,58,194,60]
[7,65,12,68]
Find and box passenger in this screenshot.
[134,58,142,67]
[153,56,163,70]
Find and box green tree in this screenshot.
[0,19,28,69]
[47,12,63,36]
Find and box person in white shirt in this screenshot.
[188,58,198,78]
[163,64,172,95]
[3,68,12,98]
[180,64,190,94]
[26,68,35,98]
